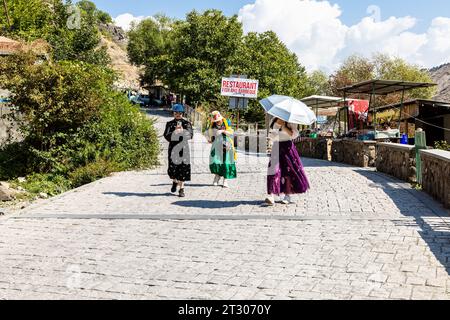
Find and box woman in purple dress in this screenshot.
[265,117,310,206]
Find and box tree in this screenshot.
[0,50,159,178]
[2,0,11,28]
[0,0,110,66]
[167,10,243,105]
[234,31,311,124]
[0,51,116,154]
[127,14,175,66]
[0,0,52,40]
[329,54,436,106]
[77,0,112,24]
[329,54,374,96]
[47,0,110,66]
[306,70,333,96]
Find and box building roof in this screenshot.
[302,95,370,109]
[301,95,342,109]
[339,80,436,95]
[371,99,450,112]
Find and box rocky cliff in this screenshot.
[429,63,450,102]
[99,23,143,91]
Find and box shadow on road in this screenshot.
[354,169,450,276]
[150,183,213,188]
[301,158,355,168]
[173,200,263,209]
[103,192,173,197]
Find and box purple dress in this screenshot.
[267,140,310,195]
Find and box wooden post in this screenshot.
[398,87,405,137]
[415,129,427,185]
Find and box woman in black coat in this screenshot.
[163,104,193,197]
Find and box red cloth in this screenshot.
[347,100,369,130]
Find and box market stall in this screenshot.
[301,95,341,135]
[338,80,436,142]
[301,95,369,138]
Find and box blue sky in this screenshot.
[88,0,450,33]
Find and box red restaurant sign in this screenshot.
[221,77,259,98]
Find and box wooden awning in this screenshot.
[301,95,342,109]
[339,80,436,95]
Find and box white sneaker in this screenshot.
[281,195,293,205]
[265,195,275,206]
[213,175,220,186]
[222,180,229,188]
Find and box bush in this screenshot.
[69,159,119,188]
[434,141,450,152]
[0,53,160,195]
[18,173,72,196]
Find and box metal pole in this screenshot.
[315,100,319,131]
[372,83,377,139]
[237,97,240,131]
[398,86,405,138]
[368,92,372,133]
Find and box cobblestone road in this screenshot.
[0,108,449,300]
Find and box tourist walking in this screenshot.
[208,111,237,188]
[265,117,310,205]
[163,104,193,197]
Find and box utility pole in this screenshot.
[2,0,11,28]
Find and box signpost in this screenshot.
[221,77,259,98]
[221,75,258,130]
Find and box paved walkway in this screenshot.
[0,108,449,300]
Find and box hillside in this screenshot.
[429,63,450,102]
[99,24,143,91]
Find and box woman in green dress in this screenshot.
[208,111,237,188]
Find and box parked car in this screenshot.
[151,99,163,107]
[129,94,144,106]
[138,95,151,106]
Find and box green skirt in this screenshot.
[209,140,237,180]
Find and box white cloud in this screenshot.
[114,13,149,31]
[238,0,450,72]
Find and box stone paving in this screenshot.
[0,108,449,300]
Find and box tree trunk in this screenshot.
[2,0,11,28]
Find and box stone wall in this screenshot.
[331,139,377,167]
[420,149,450,209]
[295,138,332,161]
[376,143,417,183]
[0,105,22,147]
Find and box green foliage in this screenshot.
[235,31,310,123]
[127,15,174,66]
[129,10,244,105]
[0,0,110,66]
[0,52,160,193]
[47,1,111,66]
[66,93,160,172]
[68,159,118,188]
[434,140,450,151]
[130,10,312,126]
[18,173,72,196]
[306,70,333,96]
[329,53,436,106]
[0,0,159,197]
[0,52,115,154]
[0,0,52,41]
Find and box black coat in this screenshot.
[164,118,193,182]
